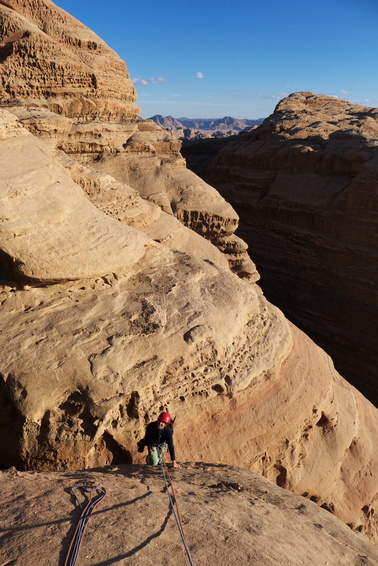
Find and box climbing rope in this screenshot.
[64,485,106,566]
[158,448,195,566]
[63,454,193,564]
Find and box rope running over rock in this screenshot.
[64,485,107,566]
[159,452,195,566]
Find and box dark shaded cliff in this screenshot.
[206,92,378,406]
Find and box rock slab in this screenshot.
[1,464,377,566]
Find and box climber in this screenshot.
[137,412,180,468]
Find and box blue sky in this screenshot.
[55,0,378,119]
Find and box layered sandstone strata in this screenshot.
[0,0,255,278]
[207,92,378,405]
[0,0,139,120]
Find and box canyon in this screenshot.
[0,0,377,560]
[206,91,378,407]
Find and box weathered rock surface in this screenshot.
[54,150,232,272]
[0,110,152,284]
[0,123,377,539]
[1,464,377,566]
[89,121,258,280]
[207,92,378,405]
[0,0,255,279]
[0,0,139,120]
[0,3,377,547]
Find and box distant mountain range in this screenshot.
[147,115,264,139]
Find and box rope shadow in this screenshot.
[88,504,173,566]
[0,488,155,566]
[0,491,152,536]
[58,490,153,566]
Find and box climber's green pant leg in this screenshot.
[146,444,166,465]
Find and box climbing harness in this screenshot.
[64,485,106,566]
[158,448,195,566]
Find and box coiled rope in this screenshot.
[158,449,195,566]
[63,457,193,565]
[64,485,106,566]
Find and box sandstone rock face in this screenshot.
[89,121,258,280]
[2,464,378,566]
[207,92,378,405]
[180,135,241,179]
[56,152,231,271]
[0,1,256,279]
[0,110,151,284]
[0,5,377,545]
[0,0,139,120]
[0,114,377,540]
[176,323,378,541]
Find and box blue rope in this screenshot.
[64,485,106,566]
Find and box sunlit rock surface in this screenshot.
[1,464,377,566]
[0,0,255,278]
[0,5,377,544]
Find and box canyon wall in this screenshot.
[207,92,378,406]
[0,2,377,543]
